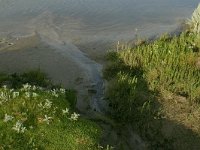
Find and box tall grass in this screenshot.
[105,32,200,120]
[120,32,200,102]
[104,31,200,149]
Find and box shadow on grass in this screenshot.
[103,52,200,150]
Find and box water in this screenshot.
[0,0,199,43]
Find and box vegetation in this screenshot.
[105,32,200,117]
[104,5,200,148]
[0,71,102,150]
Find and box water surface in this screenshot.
[0,0,199,45]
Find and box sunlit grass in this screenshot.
[120,32,200,102]
[0,72,102,150]
[104,31,200,149]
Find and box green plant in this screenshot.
[0,73,102,149]
[104,31,200,149]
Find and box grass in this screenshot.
[104,31,200,149]
[0,71,102,150]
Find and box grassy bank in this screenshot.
[0,71,102,150]
[104,5,200,149]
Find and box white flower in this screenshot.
[38,102,43,108]
[32,92,38,98]
[21,126,27,133]
[13,92,20,98]
[29,126,33,129]
[12,120,26,133]
[51,89,59,97]
[22,83,31,91]
[25,92,31,98]
[3,114,14,122]
[38,99,53,109]
[62,107,69,114]
[43,115,52,124]
[60,88,66,94]
[32,85,37,91]
[44,99,52,109]
[38,87,43,90]
[70,112,80,121]
[2,85,7,90]
[0,92,5,99]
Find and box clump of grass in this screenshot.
[188,3,200,34]
[104,32,200,120]
[0,73,102,149]
[104,31,200,149]
[0,70,52,89]
[120,32,200,102]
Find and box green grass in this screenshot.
[103,31,200,149]
[120,32,200,102]
[0,71,102,150]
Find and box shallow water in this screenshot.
[0,0,199,43]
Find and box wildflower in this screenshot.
[38,99,53,109]
[0,91,6,100]
[44,99,52,109]
[22,83,31,91]
[32,85,37,91]
[2,85,7,90]
[20,126,27,133]
[60,88,66,94]
[38,102,43,108]
[43,115,52,124]
[12,120,26,133]
[25,92,31,98]
[38,87,43,90]
[3,114,14,122]
[70,112,80,121]
[29,126,33,129]
[32,92,38,98]
[13,92,20,98]
[51,89,59,97]
[62,107,69,114]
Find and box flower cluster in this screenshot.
[3,114,14,122]
[38,99,53,109]
[69,112,80,121]
[62,107,80,121]
[12,120,26,133]
[1,84,81,137]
